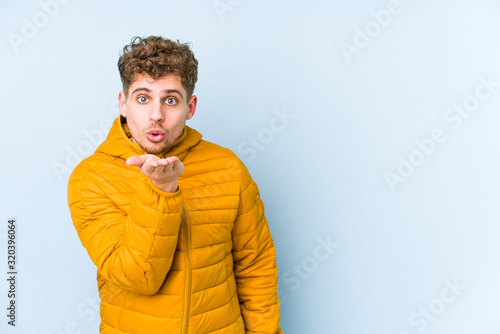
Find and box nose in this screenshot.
[149,100,165,123]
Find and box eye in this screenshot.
[165,98,177,105]
[138,96,149,103]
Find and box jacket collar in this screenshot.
[95,116,202,161]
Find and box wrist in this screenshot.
[151,178,178,192]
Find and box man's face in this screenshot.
[119,73,197,154]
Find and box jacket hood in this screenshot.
[95,116,202,161]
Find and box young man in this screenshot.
[67,36,283,334]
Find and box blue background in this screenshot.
[1,0,500,333]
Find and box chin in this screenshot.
[141,140,172,155]
[144,145,167,155]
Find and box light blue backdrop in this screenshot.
[1,0,500,333]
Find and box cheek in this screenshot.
[165,113,184,125]
[174,116,187,128]
[127,115,144,134]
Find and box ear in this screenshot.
[118,91,127,117]
[186,95,197,120]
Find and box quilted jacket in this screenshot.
[67,116,282,334]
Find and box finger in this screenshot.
[156,158,170,166]
[143,157,160,168]
[165,156,180,165]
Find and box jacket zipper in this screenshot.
[182,208,192,334]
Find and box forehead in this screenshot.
[129,73,185,95]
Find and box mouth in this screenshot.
[146,129,165,143]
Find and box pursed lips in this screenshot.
[146,129,165,142]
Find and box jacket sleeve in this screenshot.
[67,162,183,296]
[232,164,283,334]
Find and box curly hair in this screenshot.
[118,36,198,99]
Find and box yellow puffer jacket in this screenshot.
[67,117,282,334]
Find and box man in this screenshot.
[67,35,283,334]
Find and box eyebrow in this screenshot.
[131,87,184,99]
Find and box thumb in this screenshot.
[126,155,149,167]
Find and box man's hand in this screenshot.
[126,155,183,192]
